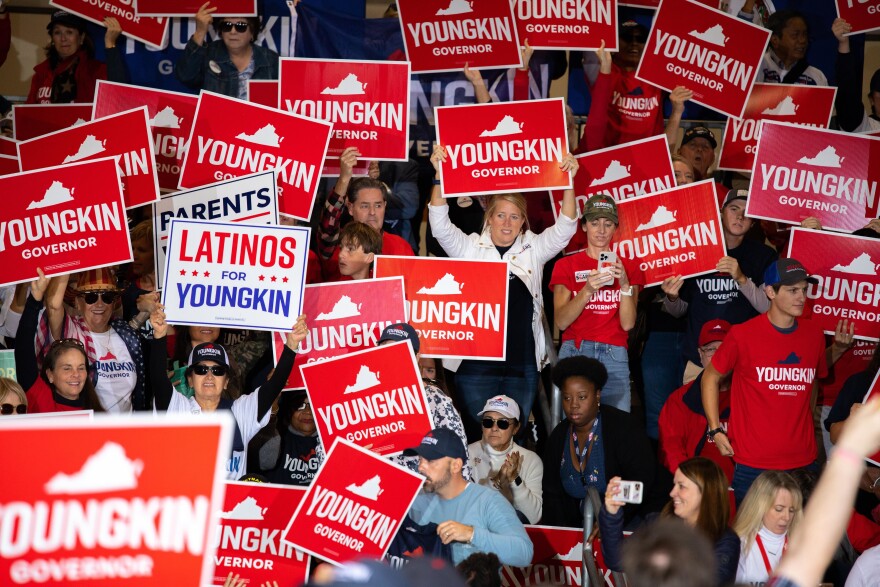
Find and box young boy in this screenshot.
[335,222,383,281]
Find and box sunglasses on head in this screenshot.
[482,417,512,430]
[49,337,85,350]
[220,21,249,33]
[192,364,228,377]
[0,404,26,415]
[79,291,118,305]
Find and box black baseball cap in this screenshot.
[681,126,718,149]
[47,10,87,33]
[619,20,649,39]
[378,323,420,353]
[188,342,230,368]
[763,258,819,288]
[403,428,467,462]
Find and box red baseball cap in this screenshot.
[699,319,731,347]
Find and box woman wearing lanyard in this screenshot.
[734,471,803,584]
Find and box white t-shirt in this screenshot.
[165,387,269,480]
[92,329,137,413]
[846,543,880,587]
[737,525,787,585]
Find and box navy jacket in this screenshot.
[176,38,279,97]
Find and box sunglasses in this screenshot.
[220,21,249,33]
[192,364,228,377]
[0,404,26,415]
[296,401,312,412]
[482,417,512,430]
[79,291,118,305]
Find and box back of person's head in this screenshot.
[349,177,389,203]
[483,193,530,233]
[733,470,803,553]
[788,468,818,505]
[622,518,716,587]
[661,457,730,542]
[456,552,500,587]
[340,221,383,256]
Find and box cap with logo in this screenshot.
[189,342,230,369]
[403,427,467,462]
[47,10,87,33]
[722,189,748,209]
[619,20,649,39]
[681,126,718,149]
[378,322,420,354]
[477,395,521,420]
[762,258,819,288]
[699,319,731,347]
[581,194,618,225]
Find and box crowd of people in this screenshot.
[2,1,880,586]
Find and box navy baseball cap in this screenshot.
[681,126,718,149]
[189,342,230,368]
[763,258,819,288]
[378,323,420,353]
[403,428,467,462]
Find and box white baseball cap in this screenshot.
[477,395,521,420]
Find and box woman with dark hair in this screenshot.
[601,457,740,586]
[260,391,320,486]
[176,2,279,99]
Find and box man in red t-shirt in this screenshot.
[702,258,853,504]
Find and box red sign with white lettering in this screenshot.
[864,371,880,467]
[49,0,168,48]
[397,0,522,73]
[550,135,676,220]
[787,228,880,342]
[436,98,571,197]
[636,0,769,118]
[273,277,407,390]
[0,158,131,287]
[611,179,727,286]
[18,107,160,209]
[213,482,309,586]
[180,92,333,221]
[374,255,509,360]
[299,341,432,456]
[0,155,18,177]
[747,121,880,233]
[511,0,618,51]
[94,81,198,192]
[12,103,92,141]
[0,136,18,157]
[718,84,836,172]
[135,0,256,16]
[282,439,424,565]
[0,414,233,586]
[280,59,411,161]
[836,0,880,36]
[248,80,279,109]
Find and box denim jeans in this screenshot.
[640,331,685,439]
[559,340,631,412]
[456,360,539,441]
[732,461,820,506]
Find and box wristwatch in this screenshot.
[620,286,633,297]
[706,427,725,443]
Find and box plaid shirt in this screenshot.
[317,188,347,259]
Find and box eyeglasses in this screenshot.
[0,404,26,415]
[79,291,118,305]
[220,21,249,33]
[49,338,86,350]
[192,365,228,377]
[482,417,512,430]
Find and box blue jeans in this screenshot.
[559,340,631,412]
[456,361,539,432]
[640,331,685,439]
[732,462,820,506]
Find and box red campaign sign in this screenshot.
[397,0,522,74]
[549,134,676,220]
[49,0,168,48]
[511,0,618,51]
[272,277,407,390]
[135,0,256,16]
[213,482,309,586]
[94,80,198,192]
[718,84,836,173]
[787,228,880,343]
[18,107,160,210]
[0,414,233,586]
[0,155,18,177]
[280,59,411,161]
[299,341,432,455]
[636,0,770,118]
[248,80,280,109]
[620,0,660,7]
[836,0,880,36]
[611,179,727,286]
[282,439,424,565]
[374,255,510,360]
[747,121,880,233]
[436,98,571,197]
[12,103,92,141]
[0,136,17,157]
[321,158,370,178]
[864,370,880,467]
[179,91,333,221]
[0,158,131,287]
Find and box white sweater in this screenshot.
[468,440,543,524]
[736,525,787,585]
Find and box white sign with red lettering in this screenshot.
[93,81,198,192]
[273,277,407,390]
[49,0,168,48]
[550,134,676,219]
[511,0,618,51]
[718,84,836,172]
[747,121,880,232]
[162,219,309,331]
[0,414,233,586]
[213,482,309,587]
[836,0,880,36]
[179,91,333,221]
[436,98,571,197]
[153,171,279,290]
[0,158,131,287]
[17,107,160,210]
[611,180,727,286]
[374,256,509,360]
[281,59,411,161]
[12,103,92,141]
[636,0,769,118]
[397,0,522,73]
[282,438,424,565]
[787,228,880,342]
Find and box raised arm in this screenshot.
[43,272,69,341]
[427,145,473,258]
[15,269,51,391]
[317,148,360,259]
[148,306,174,410]
[256,315,307,420]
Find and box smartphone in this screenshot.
[613,480,644,504]
[596,251,617,287]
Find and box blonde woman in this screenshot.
[0,378,27,416]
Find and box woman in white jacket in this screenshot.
[428,145,579,435]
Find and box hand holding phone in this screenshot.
[612,480,644,504]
